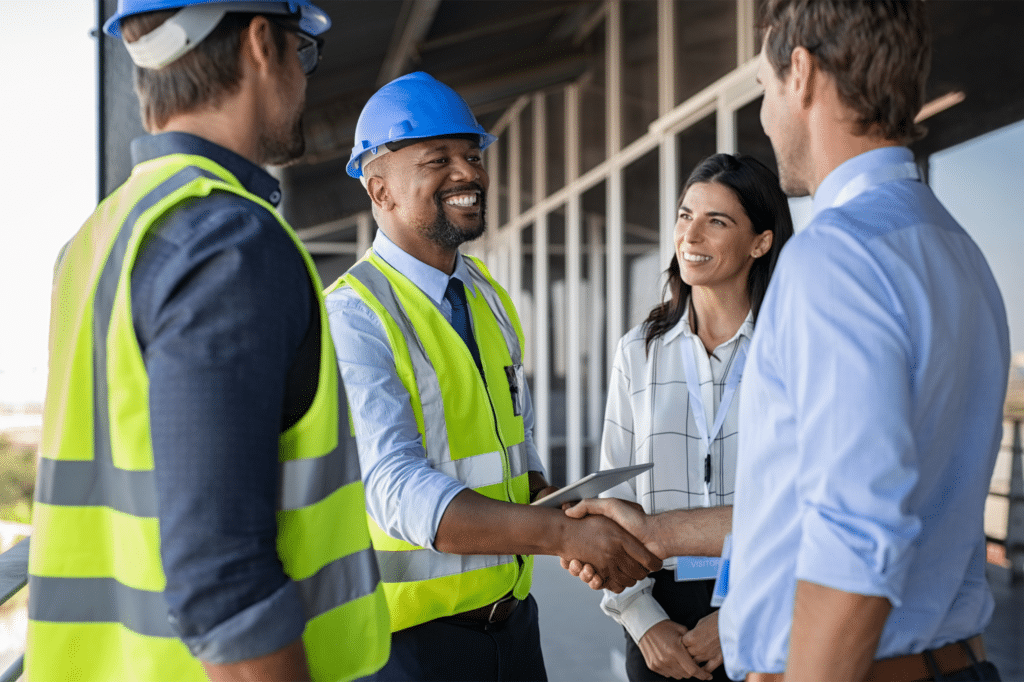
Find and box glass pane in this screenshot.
[580,21,607,174]
[546,90,566,195]
[547,206,568,485]
[622,0,659,146]
[675,1,737,106]
[582,181,607,474]
[624,148,662,330]
[676,114,717,193]
[520,102,534,214]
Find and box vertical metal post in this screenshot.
[1009,419,1024,583]
[606,0,625,375]
[737,0,757,65]
[532,93,550,472]
[657,0,676,117]
[566,84,583,482]
[588,215,606,472]
[717,94,736,154]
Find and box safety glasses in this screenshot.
[267,16,324,76]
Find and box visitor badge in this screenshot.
[674,556,720,581]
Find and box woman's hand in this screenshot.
[681,611,723,674]
[638,620,712,680]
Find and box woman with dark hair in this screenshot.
[598,153,793,682]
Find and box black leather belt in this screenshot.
[445,594,520,624]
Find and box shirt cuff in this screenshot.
[177,579,306,665]
[795,506,915,608]
[600,579,669,643]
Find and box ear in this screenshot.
[788,45,817,109]
[240,16,276,75]
[752,230,773,259]
[366,175,394,211]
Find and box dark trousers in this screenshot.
[364,594,548,682]
[624,570,731,682]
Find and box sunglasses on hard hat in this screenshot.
[266,15,324,76]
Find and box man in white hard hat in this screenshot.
[26,2,389,681]
[324,71,661,681]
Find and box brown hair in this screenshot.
[761,0,931,144]
[122,10,288,131]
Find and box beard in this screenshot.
[424,184,487,249]
[260,111,306,167]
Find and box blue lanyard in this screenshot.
[830,160,920,208]
[680,333,748,507]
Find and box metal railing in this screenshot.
[992,419,1024,582]
[0,537,28,682]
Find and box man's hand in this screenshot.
[682,611,723,675]
[559,513,662,593]
[638,620,712,680]
[565,497,665,557]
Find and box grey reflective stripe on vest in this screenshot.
[28,548,381,635]
[28,575,176,638]
[506,441,530,480]
[347,260,451,464]
[298,546,380,619]
[463,258,521,365]
[36,165,221,517]
[279,370,363,511]
[433,449,505,489]
[374,548,516,584]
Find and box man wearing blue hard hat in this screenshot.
[26,2,389,681]
[324,71,661,681]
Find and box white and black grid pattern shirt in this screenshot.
[598,304,752,642]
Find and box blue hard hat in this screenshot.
[346,71,497,179]
[103,0,330,39]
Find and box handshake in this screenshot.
[557,497,667,593]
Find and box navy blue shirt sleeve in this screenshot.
[131,190,311,663]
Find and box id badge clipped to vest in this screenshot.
[505,363,526,416]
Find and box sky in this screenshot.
[0,2,97,405]
[0,2,1021,406]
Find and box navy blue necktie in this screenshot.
[444,277,483,372]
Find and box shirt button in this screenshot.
[269,190,282,204]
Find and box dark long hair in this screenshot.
[643,153,794,354]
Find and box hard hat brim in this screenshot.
[104,1,330,39]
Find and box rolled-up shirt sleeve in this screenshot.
[784,226,922,606]
[325,288,467,550]
[133,194,309,663]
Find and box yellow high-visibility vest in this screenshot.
[27,151,390,681]
[328,250,533,632]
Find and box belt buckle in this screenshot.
[487,595,514,623]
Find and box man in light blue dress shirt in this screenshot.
[719,1,1009,680]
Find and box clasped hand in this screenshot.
[560,497,664,590]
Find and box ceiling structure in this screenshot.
[98,1,1024,227]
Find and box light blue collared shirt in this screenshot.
[325,229,544,549]
[720,147,1010,678]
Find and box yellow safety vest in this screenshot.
[27,152,390,681]
[327,250,533,632]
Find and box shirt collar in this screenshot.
[372,229,478,306]
[812,146,914,217]
[663,298,755,346]
[130,132,283,207]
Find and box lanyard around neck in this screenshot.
[680,332,747,507]
[830,160,920,208]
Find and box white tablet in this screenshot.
[530,463,654,508]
